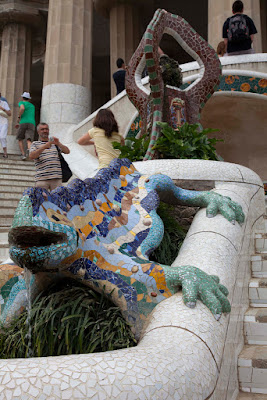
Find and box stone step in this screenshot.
[255,215,267,234]
[261,215,267,231]
[0,198,20,208]
[0,226,9,232]
[0,231,8,241]
[0,167,36,175]
[249,279,267,307]
[0,192,23,200]
[0,160,35,168]
[0,157,34,166]
[255,234,267,253]
[0,245,9,264]
[238,345,267,394]
[252,254,267,278]
[237,393,267,399]
[244,308,267,345]
[0,207,18,217]
[0,181,34,190]
[0,155,35,256]
[0,173,35,182]
[0,217,13,227]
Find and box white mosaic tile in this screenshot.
[134,159,244,183]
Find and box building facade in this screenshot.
[0,0,266,151]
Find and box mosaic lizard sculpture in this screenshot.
[7,159,244,339]
[125,9,221,160]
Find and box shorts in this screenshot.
[16,123,35,141]
[35,178,62,191]
[0,123,8,148]
[225,48,255,56]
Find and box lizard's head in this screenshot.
[9,195,78,274]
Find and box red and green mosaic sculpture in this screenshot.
[125,8,221,160]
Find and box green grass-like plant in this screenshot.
[0,280,136,359]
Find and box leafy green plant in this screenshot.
[153,122,222,160]
[150,202,187,265]
[0,280,136,359]
[113,122,222,162]
[112,136,150,162]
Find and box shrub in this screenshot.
[113,122,222,162]
[153,122,222,160]
[112,136,150,162]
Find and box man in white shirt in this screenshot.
[0,92,11,158]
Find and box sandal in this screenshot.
[3,154,8,158]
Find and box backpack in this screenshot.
[227,15,249,42]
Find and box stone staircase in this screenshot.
[0,154,35,263]
[238,199,267,399]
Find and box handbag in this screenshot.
[0,110,8,118]
[56,146,73,183]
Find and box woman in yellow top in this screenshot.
[78,109,125,169]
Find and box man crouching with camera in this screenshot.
[29,123,70,191]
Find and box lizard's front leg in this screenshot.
[163,264,231,320]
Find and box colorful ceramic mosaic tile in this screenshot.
[219,75,267,94]
[7,159,244,338]
[182,75,267,95]
[0,264,23,310]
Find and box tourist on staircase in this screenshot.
[15,92,36,161]
[0,92,11,158]
[29,123,70,191]
[113,58,126,95]
[223,0,257,56]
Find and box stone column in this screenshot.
[110,3,140,98]
[0,23,32,140]
[243,0,262,53]
[41,0,93,138]
[208,0,262,53]
[208,0,229,51]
